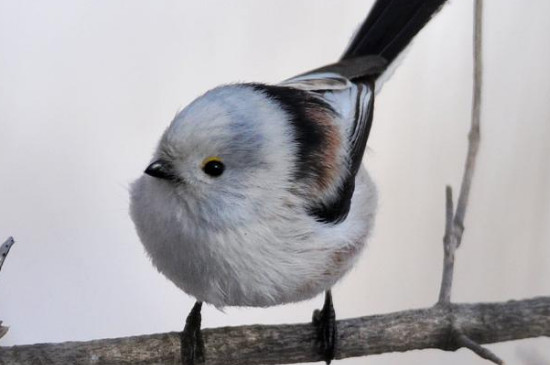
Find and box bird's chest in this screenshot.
[151,211,344,307]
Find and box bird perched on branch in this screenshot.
[130,0,447,363]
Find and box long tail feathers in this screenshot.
[342,0,447,63]
[299,0,447,82]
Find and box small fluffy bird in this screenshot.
[130,0,447,363]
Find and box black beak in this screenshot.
[144,159,175,181]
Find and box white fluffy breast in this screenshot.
[130,168,376,308]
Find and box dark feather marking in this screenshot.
[249,84,337,185]
[249,84,354,224]
[308,178,355,224]
[309,80,375,224]
[348,81,375,176]
[342,0,447,64]
[249,83,374,225]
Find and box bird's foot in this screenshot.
[312,290,337,364]
[181,301,205,365]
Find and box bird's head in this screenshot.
[130,84,297,232]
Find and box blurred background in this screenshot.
[1,0,549,364]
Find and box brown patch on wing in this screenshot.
[305,107,343,195]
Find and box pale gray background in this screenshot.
[1,1,549,364]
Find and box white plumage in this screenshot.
[130,83,377,308]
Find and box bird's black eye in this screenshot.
[202,157,225,177]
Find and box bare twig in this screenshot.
[455,331,504,365]
[438,0,484,307]
[438,186,456,304]
[454,0,483,234]
[0,322,8,341]
[434,1,504,364]
[0,297,548,365]
[1,237,15,340]
[0,237,15,273]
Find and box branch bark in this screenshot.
[0,297,549,365]
[438,0,484,307]
[434,2,505,363]
[0,237,15,273]
[1,237,15,340]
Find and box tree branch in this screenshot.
[434,2,503,363]
[438,0,484,307]
[454,0,483,237]
[0,324,8,342]
[0,237,15,273]
[438,186,456,304]
[1,237,15,340]
[0,297,548,364]
[454,331,504,365]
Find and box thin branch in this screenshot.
[438,0,484,306]
[434,2,500,363]
[455,331,504,365]
[0,297,548,365]
[0,322,8,341]
[454,0,483,239]
[0,237,15,273]
[438,186,456,304]
[0,237,15,340]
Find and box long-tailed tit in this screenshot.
[130,0,447,363]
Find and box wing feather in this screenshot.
[290,76,375,224]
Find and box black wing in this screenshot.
[306,80,375,224]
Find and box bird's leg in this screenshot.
[312,290,337,364]
[180,301,205,365]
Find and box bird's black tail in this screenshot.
[298,0,447,81]
[342,0,447,64]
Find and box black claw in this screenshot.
[313,291,337,364]
[181,301,205,365]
